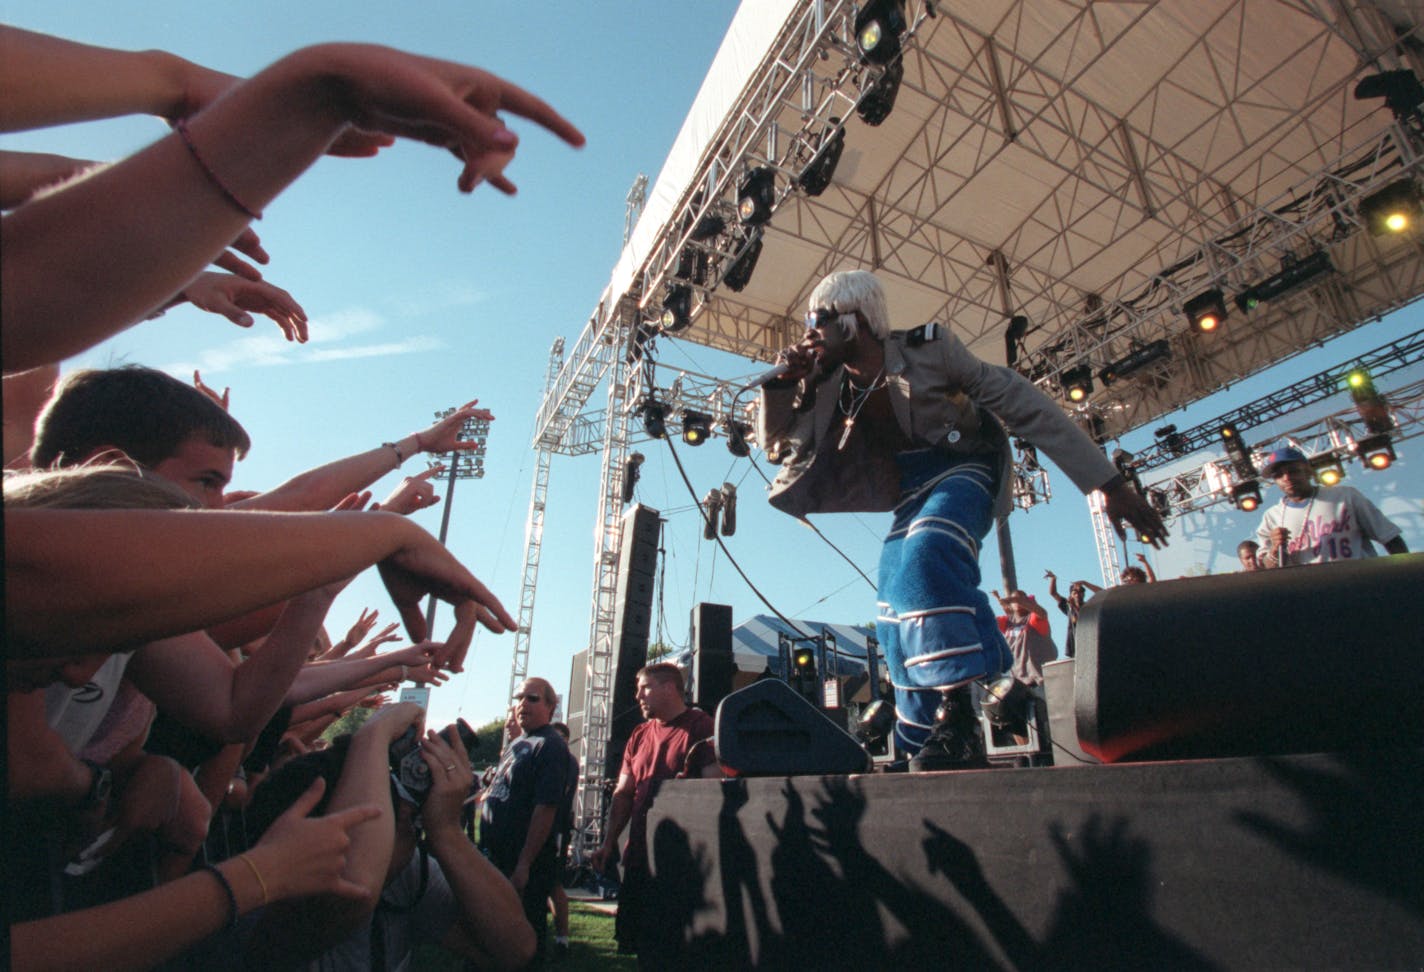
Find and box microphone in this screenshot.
[736,361,793,396]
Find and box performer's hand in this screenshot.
[774,336,821,383]
[1270,526,1290,550]
[1101,479,1168,549]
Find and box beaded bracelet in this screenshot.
[201,863,239,928]
[174,119,263,221]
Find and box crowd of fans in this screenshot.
[3,22,583,970]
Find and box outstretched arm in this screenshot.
[2,42,583,372]
[4,508,515,658]
[0,150,97,209]
[235,400,490,513]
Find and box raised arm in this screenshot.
[0,150,97,209]
[1,41,583,372]
[236,401,490,513]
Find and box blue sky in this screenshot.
[5,2,1420,734]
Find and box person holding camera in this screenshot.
[243,702,534,971]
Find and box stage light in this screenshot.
[640,400,667,439]
[1148,488,1172,520]
[1234,250,1334,312]
[720,482,737,537]
[1059,364,1093,403]
[855,698,895,743]
[1220,423,1256,480]
[1004,314,1029,368]
[1184,289,1227,333]
[1231,480,1262,512]
[1346,365,1395,434]
[1354,69,1424,121]
[681,409,712,446]
[792,645,816,671]
[722,230,763,293]
[661,285,692,332]
[726,420,752,457]
[1356,433,1396,471]
[1155,424,1189,456]
[701,487,723,540]
[689,213,726,242]
[796,118,845,197]
[1310,453,1345,487]
[1099,339,1171,385]
[854,0,907,65]
[621,451,644,504]
[856,57,903,126]
[737,167,776,226]
[1359,179,1422,236]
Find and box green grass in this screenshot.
[413,900,635,970]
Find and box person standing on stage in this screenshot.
[758,270,1165,771]
[1255,446,1407,567]
[588,663,718,954]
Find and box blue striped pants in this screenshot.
[876,450,1011,755]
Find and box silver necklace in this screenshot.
[837,369,886,451]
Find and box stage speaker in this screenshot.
[605,504,661,777]
[1042,658,1098,765]
[715,678,870,776]
[1075,553,1424,763]
[690,602,735,714]
[566,649,588,765]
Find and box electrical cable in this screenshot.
[746,458,877,590]
[661,433,813,639]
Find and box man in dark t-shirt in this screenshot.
[478,677,570,956]
[589,663,718,953]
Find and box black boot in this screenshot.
[908,687,987,772]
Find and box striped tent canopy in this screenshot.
[677,613,875,679]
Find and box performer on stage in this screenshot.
[759,270,1166,771]
[1255,446,1407,567]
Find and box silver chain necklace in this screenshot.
[837,369,886,451]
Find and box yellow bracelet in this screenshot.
[236,853,269,905]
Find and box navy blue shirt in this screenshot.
[478,725,569,872]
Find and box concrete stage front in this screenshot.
[640,749,1424,969]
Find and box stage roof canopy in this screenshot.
[545,0,1424,447]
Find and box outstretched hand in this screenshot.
[1101,480,1169,549]
[303,43,585,195]
[180,271,309,342]
[373,464,444,515]
[193,370,229,411]
[376,528,515,644]
[211,227,270,281]
[419,401,493,455]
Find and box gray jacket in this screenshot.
[758,323,1119,518]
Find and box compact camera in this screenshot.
[389,719,480,804]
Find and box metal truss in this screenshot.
[1135,374,1424,521]
[1131,327,1424,473]
[507,339,565,734]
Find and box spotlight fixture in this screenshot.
[689,212,726,242]
[721,229,764,293]
[792,644,816,672]
[639,400,667,439]
[1098,339,1171,385]
[726,420,752,458]
[720,482,737,537]
[854,0,908,65]
[1004,314,1029,368]
[737,167,777,226]
[1234,251,1334,312]
[1231,480,1263,512]
[681,409,712,446]
[796,118,845,197]
[1220,423,1255,480]
[1184,289,1227,333]
[701,488,723,540]
[661,285,692,332]
[1354,69,1424,121]
[1359,179,1422,236]
[1310,453,1345,487]
[1148,488,1172,521]
[1356,433,1396,471]
[1346,365,1395,434]
[1155,424,1189,456]
[856,57,903,126]
[1059,364,1093,403]
[621,452,644,504]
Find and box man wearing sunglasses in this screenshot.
[759,270,1165,771]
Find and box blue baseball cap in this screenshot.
[1260,446,1308,476]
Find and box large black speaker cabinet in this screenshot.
[566,649,588,765]
[1075,553,1424,762]
[691,602,735,715]
[715,679,870,776]
[606,505,662,777]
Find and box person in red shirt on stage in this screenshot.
[588,663,719,954]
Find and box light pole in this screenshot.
[423,407,491,633]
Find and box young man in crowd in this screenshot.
[589,663,719,955]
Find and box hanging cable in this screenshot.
[746,459,877,591]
